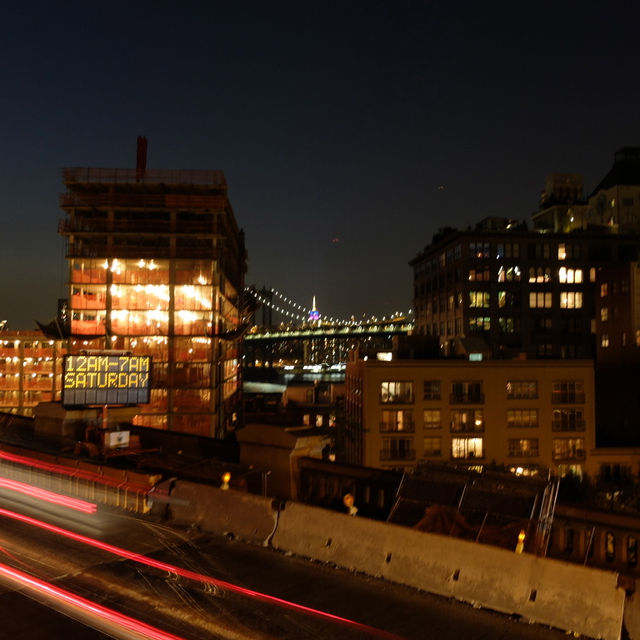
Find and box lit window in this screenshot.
[498,291,518,308]
[423,436,441,457]
[558,267,583,284]
[468,317,490,332]
[468,268,490,281]
[507,409,538,427]
[558,243,567,260]
[451,437,483,459]
[601,307,608,322]
[451,409,483,432]
[529,267,551,283]
[601,334,609,348]
[498,317,519,333]
[606,532,616,562]
[469,291,490,308]
[508,438,539,457]
[506,380,537,399]
[423,409,441,429]
[380,410,414,432]
[601,283,608,297]
[498,266,521,282]
[560,291,583,309]
[380,381,414,404]
[529,292,552,308]
[470,242,490,258]
[552,437,585,460]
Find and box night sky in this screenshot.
[2,1,640,329]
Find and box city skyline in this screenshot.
[2,1,640,329]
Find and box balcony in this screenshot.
[379,421,415,433]
[379,449,416,462]
[551,392,586,404]
[450,423,484,434]
[450,392,485,404]
[552,419,586,431]
[552,449,586,462]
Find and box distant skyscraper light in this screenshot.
[309,296,320,322]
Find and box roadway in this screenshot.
[0,491,582,640]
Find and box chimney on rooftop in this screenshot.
[136,136,147,182]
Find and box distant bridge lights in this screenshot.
[245,286,413,327]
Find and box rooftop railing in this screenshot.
[63,167,226,186]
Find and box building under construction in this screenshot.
[58,138,248,437]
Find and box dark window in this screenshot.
[564,527,574,554]
[628,536,638,568]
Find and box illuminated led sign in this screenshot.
[62,354,151,407]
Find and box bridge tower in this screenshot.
[260,287,274,328]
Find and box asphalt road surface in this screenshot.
[0,491,585,640]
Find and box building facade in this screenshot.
[586,147,640,233]
[409,220,640,359]
[58,155,247,437]
[594,262,640,364]
[532,149,640,234]
[592,262,640,446]
[345,357,595,477]
[0,332,65,416]
[532,173,587,233]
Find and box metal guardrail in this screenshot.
[552,419,586,431]
[450,393,485,404]
[380,449,416,461]
[379,422,416,433]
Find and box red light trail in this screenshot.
[0,507,403,639]
[0,560,188,640]
[0,477,97,514]
[0,449,151,493]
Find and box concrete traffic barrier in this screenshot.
[623,589,640,640]
[272,501,625,640]
[170,480,278,545]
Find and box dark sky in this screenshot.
[2,1,640,329]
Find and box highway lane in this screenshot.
[0,494,583,639]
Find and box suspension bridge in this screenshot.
[243,286,414,368]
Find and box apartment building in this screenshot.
[344,357,595,477]
[409,219,640,359]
